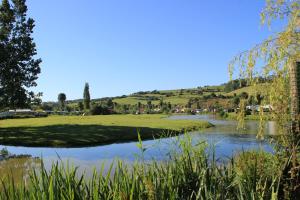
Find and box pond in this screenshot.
[0,115,275,174]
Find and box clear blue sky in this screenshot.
[27,0,285,101]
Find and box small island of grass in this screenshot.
[0,114,212,147]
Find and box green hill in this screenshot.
[55,81,268,112]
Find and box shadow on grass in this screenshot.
[0,125,180,148]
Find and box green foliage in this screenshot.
[77,102,84,111]
[0,136,281,199]
[229,0,300,197]
[83,82,91,110]
[219,110,228,118]
[90,104,110,115]
[224,79,247,92]
[107,98,113,108]
[234,150,280,184]
[57,93,66,111]
[0,0,42,109]
[232,96,240,108]
[0,147,8,156]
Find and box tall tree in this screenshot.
[83,82,90,110]
[57,93,66,111]
[0,0,41,109]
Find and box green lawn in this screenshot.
[0,114,212,147]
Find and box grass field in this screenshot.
[113,92,224,106]
[0,114,212,147]
[226,83,268,96]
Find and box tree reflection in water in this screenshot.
[0,156,40,187]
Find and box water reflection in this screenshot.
[169,114,276,135]
[0,156,40,185]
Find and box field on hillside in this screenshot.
[0,114,212,147]
[63,83,267,111]
[112,87,226,106]
[226,83,268,96]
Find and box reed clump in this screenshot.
[0,135,281,200]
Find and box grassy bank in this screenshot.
[0,136,281,200]
[0,114,212,147]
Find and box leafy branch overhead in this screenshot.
[229,0,299,135]
[0,0,42,109]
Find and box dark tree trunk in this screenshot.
[290,62,300,135]
[280,61,300,199]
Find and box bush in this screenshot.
[90,105,103,115]
[0,148,9,156]
[219,110,228,118]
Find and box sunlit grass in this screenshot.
[0,114,212,147]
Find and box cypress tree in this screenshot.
[83,82,90,110]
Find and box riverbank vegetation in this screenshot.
[0,0,299,199]
[229,0,300,197]
[0,136,282,200]
[0,114,212,147]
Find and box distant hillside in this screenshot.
[54,79,268,113]
[226,83,268,97]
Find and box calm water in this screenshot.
[0,115,275,173]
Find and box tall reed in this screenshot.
[0,134,281,200]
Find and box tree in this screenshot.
[232,96,240,108]
[107,98,113,108]
[168,102,172,110]
[240,92,249,100]
[179,89,184,95]
[122,104,128,113]
[147,100,152,112]
[40,102,53,111]
[83,82,90,110]
[0,0,42,109]
[187,98,192,108]
[159,99,164,108]
[229,1,300,197]
[77,102,84,111]
[31,92,43,107]
[256,94,264,105]
[90,104,103,115]
[247,95,256,106]
[137,102,142,113]
[196,102,201,109]
[57,93,66,111]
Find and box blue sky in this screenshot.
[26,0,285,101]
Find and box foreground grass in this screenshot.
[0,136,281,200]
[0,114,212,147]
